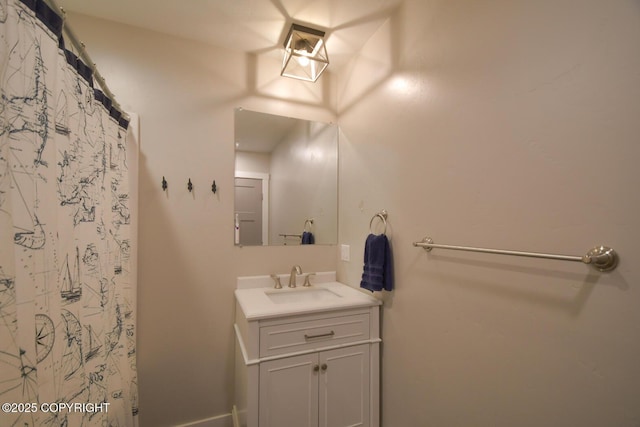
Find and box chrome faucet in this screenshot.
[289,265,302,288]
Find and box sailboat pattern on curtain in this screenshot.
[0,0,138,425]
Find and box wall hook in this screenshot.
[187,178,193,192]
[162,176,168,191]
[212,180,217,194]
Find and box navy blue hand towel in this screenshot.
[360,233,393,292]
[301,231,315,245]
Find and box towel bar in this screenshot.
[413,237,618,272]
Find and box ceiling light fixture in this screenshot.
[281,23,329,82]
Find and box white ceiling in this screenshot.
[56,0,402,70]
[55,0,401,150]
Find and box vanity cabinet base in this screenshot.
[234,305,380,427]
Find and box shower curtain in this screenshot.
[0,0,138,425]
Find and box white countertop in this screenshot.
[235,273,381,320]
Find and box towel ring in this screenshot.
[304,219,314,232]
[369,210,388,235]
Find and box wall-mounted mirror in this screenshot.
[234,109,338,246]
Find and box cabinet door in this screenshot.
[259,353,319,427]
[319,344,370,427]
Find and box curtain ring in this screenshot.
[369,210,388,235]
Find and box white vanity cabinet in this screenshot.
[233,277,381,427]
[259,343,370,427]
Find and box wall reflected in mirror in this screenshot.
[234,109,338,246]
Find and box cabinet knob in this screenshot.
[321,363,327,371]
[313,365,320,372]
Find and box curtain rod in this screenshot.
[42,0,129,121]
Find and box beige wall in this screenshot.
[67,13,337,427]
[68,0,640,425]
[337,1,640,426]
[235,151,271,175]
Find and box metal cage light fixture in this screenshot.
[281,23,329,82]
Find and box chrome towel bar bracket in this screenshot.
[413,237,618,272]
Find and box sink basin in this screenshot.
[265,287,342,304]
[235,274,381,319]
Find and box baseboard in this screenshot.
[174,413,233,427]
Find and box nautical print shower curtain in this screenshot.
[0,0,138,425]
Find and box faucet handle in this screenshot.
[303,273,316,287]
[270,274,282,289]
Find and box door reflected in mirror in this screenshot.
[234,109,338,246]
